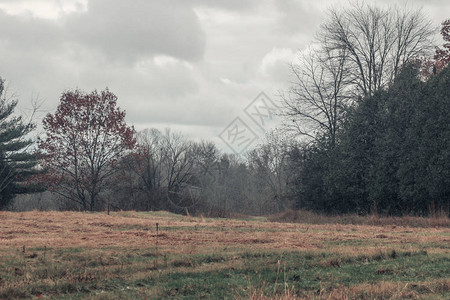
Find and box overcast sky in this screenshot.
[0,0,448,153]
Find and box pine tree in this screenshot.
[0,78,41,209]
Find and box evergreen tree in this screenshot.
[418,66,450,213]
[322,64,449,216]
[334,64,426,215]
[0,78,41,209]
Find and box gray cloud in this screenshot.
[274,0,324,35]
[194,0,260,11]
[0,10,63,51]
[0,0,446,147]
[65,0,206,63]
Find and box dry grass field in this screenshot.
[0,211,449,299]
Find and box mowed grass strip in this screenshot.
[0,211,449,299]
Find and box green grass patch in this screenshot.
[1,246,447,299]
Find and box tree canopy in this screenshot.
[38,89,136,211]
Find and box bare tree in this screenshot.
[160,129,198,210]
[281,2,435,145]
[248,132,291,211]
[116,128,165,210]
[281,46,349,148]
[322,2,435,97]
[119,128,199,212]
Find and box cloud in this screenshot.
[274,0,326,35]
[0,0,206,64]
[0,0,446,150]
[64,0,206,63]
[0,10,64,51]
[190,0,259,11]
[0,0,87,19]
[259,47,296,81]
[0,0,206,101]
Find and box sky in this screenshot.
[0,0,448,154]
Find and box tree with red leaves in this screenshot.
[419,18,450,79]
[435,19,450,68]
[38,89,136,211]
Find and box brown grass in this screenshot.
[0,210,449,299]
[269,209,450,228]
[1,210,449,256]
[247,280,450,299]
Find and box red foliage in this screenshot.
[419,19,450,79]
[434,19,450,67]
[37,89,136,210]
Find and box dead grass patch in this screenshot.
[246,280,450,299]
[269,209,450,228]
[0,211,448,256]
[0,211,449,299]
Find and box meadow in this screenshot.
[0,211,449,299]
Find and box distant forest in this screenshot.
[1,4,449,217]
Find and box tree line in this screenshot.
[292,64,450,215]
[1,3,449,216]
[282,4,449,216]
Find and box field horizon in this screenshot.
[1,210,449,299]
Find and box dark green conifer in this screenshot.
[0,78,41,209]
